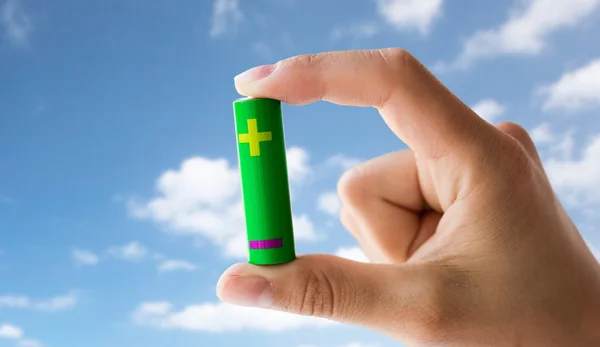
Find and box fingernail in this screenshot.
[219,275,273,308]
[234,64,275,83]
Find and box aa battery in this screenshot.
[233,97,296,265]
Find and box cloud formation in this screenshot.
[209,0,243,37]
[132,301,333,332]
[335,246,369,263]
[530,123,555,144]
[436,0,600,71]
[0,292,77,311]
[128,147,317,258]
[326,154,361,171]
[538,58,600,111]
[107,241,148,261]
[545,134,600,205]
[376,0,443,35]
[0,324,42,346]
[157,260,197,273]
[0,324,22,339]
[317,191,341,217]
[0,0,33,46]
[331,0,443,40]
[19,339,42,347]
[71,249,99,266]
[471,98,505,123]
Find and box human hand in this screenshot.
[217,49,600,346]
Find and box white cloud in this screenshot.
[19,339,42,347]
[326,154,361,171]
[132,301,333,332]
[34,292,77,311]
[550,130,575,159]
[544,135,600,205]
[210,0,243,38]
[292,214,317,240]
[287,147,312,183]
[530,122,555,144]
[335,247,369,263]
[0,324,41,346]
[107,241,147,261]
[538,58,600,111]
[0,295,29,308]
[222,230,252,259]
[529,123,576,159]
[0,324,22,339]
[436,0,600,71]
[376,0,443,35]
[317,192,341,217]
[0,0,33,47]
[331,0,443,40]
[128,156,245,256]
[71,249,99,266]
[148,157,239,208]
[471,98,505,123]
[158,260,197,273]
[128,149,316,259]
[0,292,77,311]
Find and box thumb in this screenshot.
[216,254,433,333]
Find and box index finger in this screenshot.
[233,48,500,160]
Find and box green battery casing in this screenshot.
[233,97,296,265]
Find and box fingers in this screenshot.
[339,150,424,211]
[216,255,435,335]
[234,48,502,161]
[337,150,438,263]
[342,200,418,263]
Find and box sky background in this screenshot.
[1,0,600,346]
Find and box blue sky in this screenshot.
[1,0,600,346]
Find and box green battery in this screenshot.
[233,97,296,265]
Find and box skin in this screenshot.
[216,49,600,346]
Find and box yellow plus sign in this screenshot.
[238,118,272,156]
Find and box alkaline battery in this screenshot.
[233,97,296,265]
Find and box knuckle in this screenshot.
[371,48,419,108]
[293,266,336,318]
[378,47,416,71]
[497,121,534,146]
[497,122,544,169]
[501,140,537,183]
[288,53,322,69]
[337,166,370,206]
[475,128,537,187]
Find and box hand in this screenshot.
[216,49,600,346]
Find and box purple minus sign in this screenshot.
[249,238,283,249]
